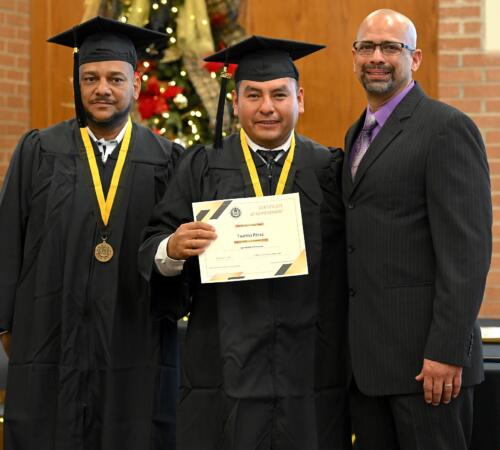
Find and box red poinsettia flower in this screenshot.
[137,60,157,74]
[138,73,186,119]
[138,93,169,120]
[144,75,161,95]
[162,85,184,99]
[203,61,237,75]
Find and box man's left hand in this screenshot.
[415,358,462,405]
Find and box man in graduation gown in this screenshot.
[139,36,351,449]
[0,17,183,450]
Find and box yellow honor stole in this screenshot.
[239,128,296,197]
[79,116,133,262]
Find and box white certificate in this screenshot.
[193,193,308,283]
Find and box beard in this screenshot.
[84,101,132,131]
[360,63,398,94]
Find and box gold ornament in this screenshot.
[173,93,189,109]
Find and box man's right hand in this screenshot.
[167,221,217,260]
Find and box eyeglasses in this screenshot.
[353,41,416,56]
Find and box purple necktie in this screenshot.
[351,113,377,179]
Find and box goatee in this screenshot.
[84,103,131,131]
[362,78,395,94]
[360,63,395,94]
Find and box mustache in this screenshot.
[89,98,116,104]
[362,63,394,72]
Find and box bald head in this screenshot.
[357,9,417,48]
[352,9,422,109]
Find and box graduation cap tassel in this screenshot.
[72,28,87,128]
[214,65,231,150]
[73,49,86,128]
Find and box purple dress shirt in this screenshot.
[351,80,415,166]
[370,80,415,140]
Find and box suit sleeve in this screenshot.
[0,131,40,332]
[423,111,492,367]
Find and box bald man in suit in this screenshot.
[343,9,491,450]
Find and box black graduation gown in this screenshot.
[0,119,182,450]
[139,134,350,450]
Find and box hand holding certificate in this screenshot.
[192,193,308,283]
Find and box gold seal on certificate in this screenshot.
[192,193,308,283]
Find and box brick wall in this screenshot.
[439,0,500,317]
[0,0,30,183]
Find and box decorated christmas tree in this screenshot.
[83,0,245,146]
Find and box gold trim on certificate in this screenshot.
[193,193,308,284]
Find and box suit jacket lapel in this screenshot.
[347,83,426,196]
[351,117,403,190]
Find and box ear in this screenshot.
[411,49,423,73]
[232,89,239,117]
[132,71,141,101]
[297,86,305,114]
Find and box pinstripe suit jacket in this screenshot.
[343,83,492,396]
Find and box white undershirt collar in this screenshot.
[86,122,128,163]
[244,130,293,153]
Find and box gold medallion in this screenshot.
[95,241,113,263]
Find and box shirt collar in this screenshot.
[86,121,128,146]
[244,130,293,153]
[368,80,415,129]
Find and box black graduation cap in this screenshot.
[204,35,325,149]
[48,16,167,127]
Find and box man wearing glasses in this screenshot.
[344,9,491,450]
